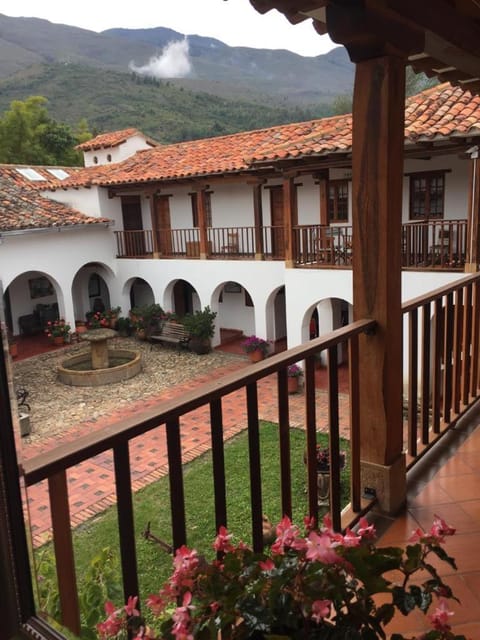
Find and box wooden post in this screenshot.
[252,182,265,259]
[196,189,209,259]
[317,170,329,226]
[466,153,480,272]
[283,175,297,268]
[352,55,406,514]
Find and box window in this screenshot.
[107,154,112,162]
[409,171,445,219]
[93,156,98,164]
[190,191,212,227]
[328,180,348,222]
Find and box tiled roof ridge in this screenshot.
[50,82,480,189]
[76,127,160,151]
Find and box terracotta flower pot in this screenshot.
[52,335,64,346]
[287,376,300,394]
[248,348,264,363]
[9,342,18,358]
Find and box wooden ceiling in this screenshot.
[249,0,480,93]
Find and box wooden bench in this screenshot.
[149,321,190,348]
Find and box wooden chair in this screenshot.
[222,230,239,254]
[315,227,334,264]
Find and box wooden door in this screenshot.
[270,186,284,258]
[121,195,145,256]
[153,195,172,255]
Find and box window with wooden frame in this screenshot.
[409,171,445,219]
[190,191,212,227]
[327,180,349,222]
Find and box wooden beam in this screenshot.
[283,176,297,267]
[252,183,265,258]
[466,154,480,271]
[351,54,406,511]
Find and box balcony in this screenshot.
[5,272,477,637]
[114,220,467,271]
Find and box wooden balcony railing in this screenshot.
[22,320,375,636]
[403,272,480,463]
[115,220,467,270]
[402,219,467,270]
[294,225,353,267]
[16,272,480,636]
[115,230,154,258]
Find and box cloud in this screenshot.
[129,38,191,79]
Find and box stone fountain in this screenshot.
[58,328,141,386]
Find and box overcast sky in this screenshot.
[1,0,336,57]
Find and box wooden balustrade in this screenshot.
[22,319,375,635]
[403,273,480,462]
[115,221,467,270]
[115,230,153,258]
[402,219,467,269]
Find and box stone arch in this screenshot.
[302,297,353,365]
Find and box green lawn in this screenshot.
[35,422,350,635]
[69,422,349,597]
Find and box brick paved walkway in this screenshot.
[18,341,350,546]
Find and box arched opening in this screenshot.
[129,278,155,310]
[215,281,255,345]
[5,271,60,337]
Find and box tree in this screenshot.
[0,96,92,166]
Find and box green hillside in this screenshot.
[0,63,332,143]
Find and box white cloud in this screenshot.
[129,38,191,79]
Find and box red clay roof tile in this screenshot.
[57,83,480,189]
[0,165,111,232]
[76,128,159,151]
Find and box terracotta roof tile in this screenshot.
[56,83,480,189]
[76,128,159,151]
[0,165,111,232]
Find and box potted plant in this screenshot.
[44,319,71,345]
[116,316,132,338]
[131,304,164,339]
[309,445,347,506]
[242,335,270,362]
[182,306,217,354]
[98,514,466,640]
[104,307,121,329]
[287,363,303,393]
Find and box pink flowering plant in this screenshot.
[241,335,269,355]
[97,514,467,640]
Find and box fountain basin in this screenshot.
[58,349,142,386]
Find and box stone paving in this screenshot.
[13,339,351,546]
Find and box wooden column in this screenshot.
[283,175,297,268]
[352,55,406,513]
[466,154,480,272]
[252,182,265,259]
[316,170,329,226]
[196,189,209,259]
[149,192,160,258]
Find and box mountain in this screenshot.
[0,14,354,105]
[0,14,355,143]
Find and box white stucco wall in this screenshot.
[2,227,117,333]
[402,155,470,222]
[82,135,154,167]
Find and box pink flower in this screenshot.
[213,526,234,553]
[311,599,331,623]
[408,527,426,543]
[259,558,275,571]
[271,516,305,554]
[429,598,454,631]
[305,530,342,564]
[430,515,456,541]
[145,592,165,615]
[357,516,376,539]
[124,595,140,616]
[171,591,194,640]
[340,527,361,547]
